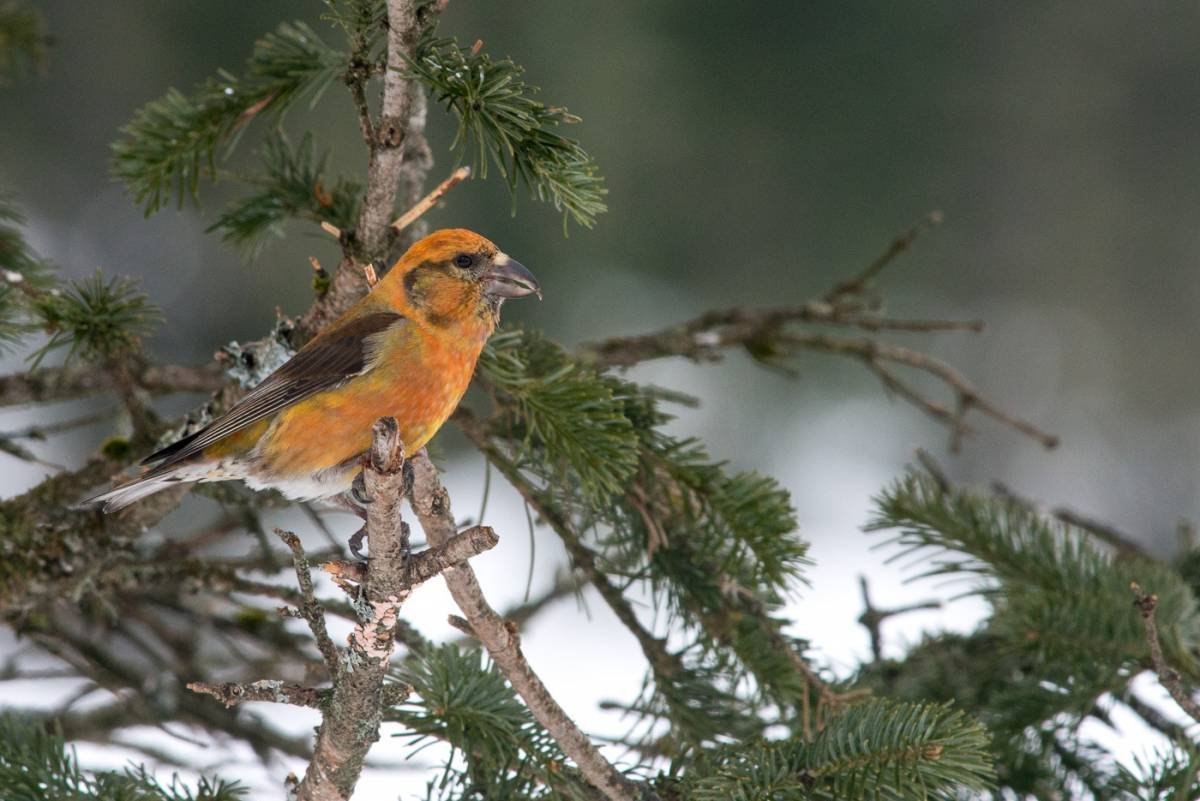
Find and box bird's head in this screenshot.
[379,229,540,330]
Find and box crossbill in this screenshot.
[86,228,539,512]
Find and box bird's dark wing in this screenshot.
[145,311,406,467]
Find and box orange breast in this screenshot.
[256,322,485,477]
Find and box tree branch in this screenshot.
[406,450,644,801]
[582,317,1057,450]
[357,0,419,260]
[0,361,223,408]
[577,215,1056,452]
[456,411,682,682]
[1131,582,1200,726]
[275,528,343,681]
[186,679,325,709]
[287,418,497,801]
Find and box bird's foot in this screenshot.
[400,521,413,585]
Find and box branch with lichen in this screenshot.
[183,418,497,801]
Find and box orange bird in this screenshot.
[87,228,538,512]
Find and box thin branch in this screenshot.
[577,215,1057,452]
[824,210,943,304]
[275,528,343,681]
[390,165,470,231]
[1131,582,1200,726]
[407,449,644,801]
[456,411,681,682]
[187,679,325,709]
[0,361,223,408]
[779,332,1059,449]
[857,575,941,663]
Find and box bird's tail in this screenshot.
[77,462,211,512]
[78,474,179,512]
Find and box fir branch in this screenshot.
[456,409,759,748]
[468,346,817,740]
[27,270,160,369]
[1111,741,1200,801]
[869,471,1200,687]
[390,645,599,800]
[407,33,607,228]
[111,21,343,215]
[479,329,640,505]
[0,713,246,800]
[676,700,993,801]
[209,132,361,255]
[0,194,55,348]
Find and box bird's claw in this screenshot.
[350,471,372,506]
[348,525,368,560]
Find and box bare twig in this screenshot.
[824,211,943,304]
[407,450,643,801]
[1053,508,1147,561]
[390,165,471,232]
[577,214,1056,452]
[1131,583,1200,726]
[857,575,941,663]
[187,679,324,709]
[0,361,223,408]
[275,528,343,681]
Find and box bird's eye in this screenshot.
[454,253,474,269]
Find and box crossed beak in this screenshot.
[484,253,541,300]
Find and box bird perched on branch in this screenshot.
[85,228,539,511]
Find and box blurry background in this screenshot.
[2,0,1198,795]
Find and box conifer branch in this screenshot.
[456,409,681,681]
[296,420,408,799]
[406,449,645,801]
[251,419,497,801]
